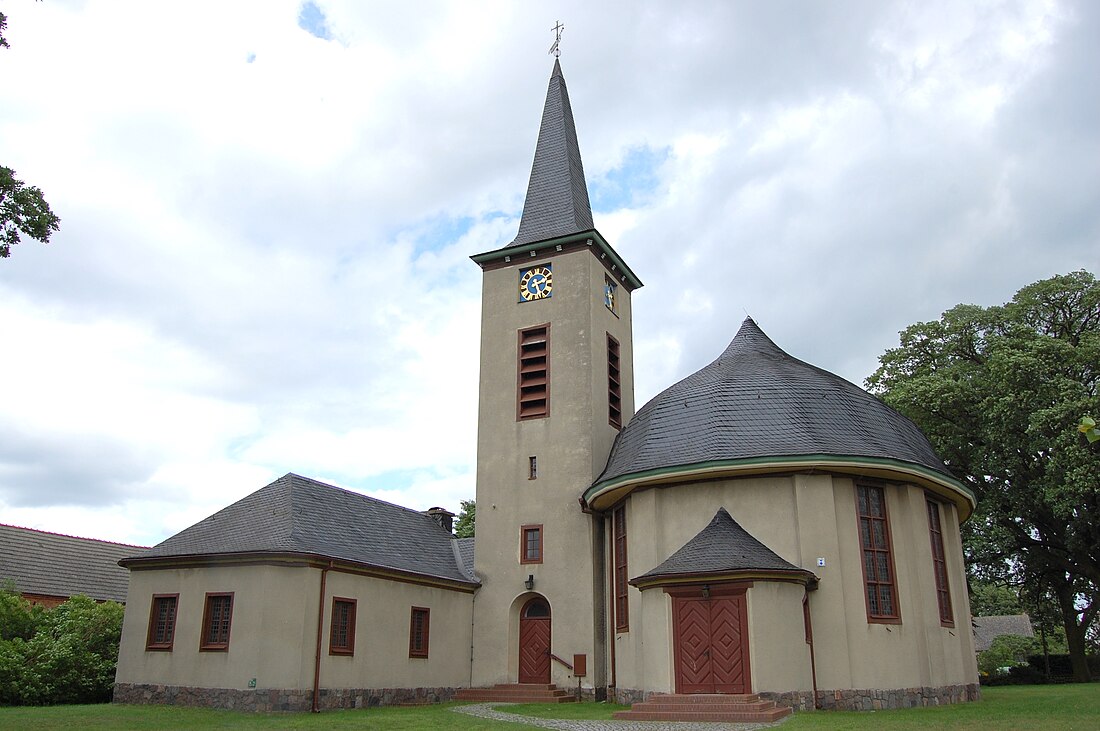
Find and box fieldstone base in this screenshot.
[760,682,981,711]
[611,683,980,711]
[112,682,458,712]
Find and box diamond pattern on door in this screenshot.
[672,589,749,694]
[519,598,551,683]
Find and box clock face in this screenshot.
[519,265,553,301]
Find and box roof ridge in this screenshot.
[0,523,149,549]
[281,472,450,519]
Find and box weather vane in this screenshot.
[548,21,564,58]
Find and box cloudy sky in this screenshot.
[1,0,1095,548]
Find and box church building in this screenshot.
[113,59,980,717]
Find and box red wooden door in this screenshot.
[672,588,749,694]
[518,597,551,683]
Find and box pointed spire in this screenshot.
[511,59,594,246]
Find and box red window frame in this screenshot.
[409,606,430,658]
[926,499,955,626]
[855,484,901,623]
[521,524,543,564]
[145,593,178,651]
[613,506,628,632]
[329,597,357,655]
[199,592,234,651]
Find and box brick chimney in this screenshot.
[425,507,455,533]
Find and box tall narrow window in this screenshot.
[330,597,357,655]
[146,594,178,651]
[521,524,543,564]
[607,333,622,429]
[200,592,234,650]
[604,276,618,313]
[409,607,430,658]
[517,325,550,420]
[613,506,628,631]
[856,485,900,622]
[926,500,954,626]
[529,456,538,480]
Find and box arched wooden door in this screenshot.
[518,596,551,684]
[671,585,750,694]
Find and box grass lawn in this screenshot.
[0,685,1096,730]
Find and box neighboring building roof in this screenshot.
[0,523,146,603]
[631,508,816,589]
[511,58,594,247]
[973,614,1034,652]
[588,318,974,517]
[454,537,476,580]
[121,473,478,588]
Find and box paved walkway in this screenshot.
[452,702,788,730]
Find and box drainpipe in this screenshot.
[312,561,332,713]
[803,589,820,710]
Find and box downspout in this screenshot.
[312,561,332,713]
[803,589,819,710]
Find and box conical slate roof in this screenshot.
[122,473,477,586]
[595,318,957,489]
[511,59,594,246]
[632,508,814,587]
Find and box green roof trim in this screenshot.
[470,228,643,291]
[584,453,976,512]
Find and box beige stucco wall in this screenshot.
[116,562,475,692]
[472,245,635,691]
[610,473,977,695]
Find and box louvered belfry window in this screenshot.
[856,485,900,622]
[517,325,550,419]
[607,333,622,429]
[926,500,954,626]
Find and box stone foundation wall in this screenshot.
[760,682,981,711]
[611,683,980,711]
[113,683,458,712]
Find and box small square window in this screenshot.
[521,524,543,564]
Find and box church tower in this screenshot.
[469,59,642,694]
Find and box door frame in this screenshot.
[666,583,752,694]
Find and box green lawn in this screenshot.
[0,685,1096,730]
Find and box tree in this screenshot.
[867,271,1100,681]
[0,12,61,259]
[454,499,476,538]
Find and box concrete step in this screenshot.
[455,684,577,704]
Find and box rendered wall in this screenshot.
[472,245,634,692]
[610,474,978,703]
[116,562,475,703]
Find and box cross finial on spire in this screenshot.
[548,20,564,58]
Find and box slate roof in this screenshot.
[0,523,146,603]
[632,508,815,586]
[973,614,1034,652]
[510,59,594,246]
[595,317,958,489]
[454,537,476,580]
[121,473,478,587]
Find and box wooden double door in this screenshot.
[670,585,751,694]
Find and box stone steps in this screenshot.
[455,683,577,703]
[613,692,792,723]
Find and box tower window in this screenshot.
[517,325,550,420]
[521,524,543,564]
[604,276,618,313]
[856,484,900,623]
[607,334,622,429]
[926,499,954,626]
[529,456,538,480]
